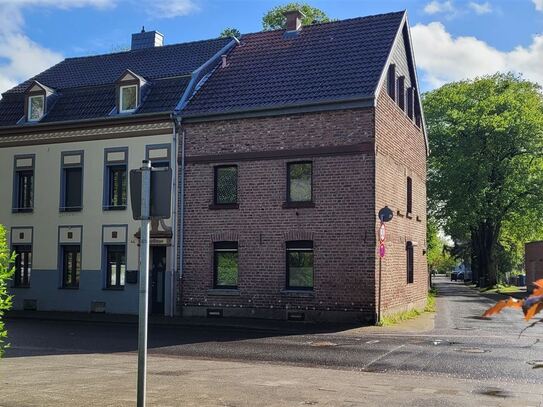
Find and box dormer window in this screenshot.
[28,95,45,121]
[119,84,138,113]
[115,69,145,115]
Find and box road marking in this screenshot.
[365,340,380,344]
[364,344,405,369]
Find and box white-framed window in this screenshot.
[28,95,45,122]
[119,85,138,113]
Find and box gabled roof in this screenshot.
[183,11,406,117]
[0,37,232,127]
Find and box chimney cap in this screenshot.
[283,9,305,31]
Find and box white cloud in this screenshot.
[411,22,543,89]
[533,0,543,11]
[423,1,455,15]
[468,1,492,14]
[147,0,199,18]
[0,1,116,95]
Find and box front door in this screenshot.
[150,246,166,315]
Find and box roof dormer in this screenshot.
[115,69,146,114]
[24,81,55,123]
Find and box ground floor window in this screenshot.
[105,245,126,288]
[62,245,81,288]
[13,245,32,287]
[213,242,238,289]
[286,241,314,290]
[407,241,414,284]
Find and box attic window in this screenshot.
[28,95,45,122]
[119,85,138,113]
[387,64,396,101]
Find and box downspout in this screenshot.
[169,113,180,316]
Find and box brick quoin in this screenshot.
[178,102,427,322]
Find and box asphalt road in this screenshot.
[4,278,543,385]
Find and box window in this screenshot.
[397,76,405,111]
[407,176,413,215]
[407,87,414,120]
[107,166,127,209]
[14,171,33,213]
[61,152,83,212]
[214,165,238,205]
[146,145,171,168]
[120,85,138,113]
[213,242,238,289]
[387,64,396,101]
[105,245,126,288]
[286,241,313,290]
[28,95,44,122]
[13,245,32,287]
[406,242,414,284]
[62,245,81,288]
[287,162,312,203]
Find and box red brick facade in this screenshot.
[178,101,427,322]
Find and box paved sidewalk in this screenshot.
[1,352,542,407]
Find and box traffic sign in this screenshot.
[379,222,386,243]
[379,243,386,258]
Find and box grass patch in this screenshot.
[378,289,437,326]
[480,284,522,294]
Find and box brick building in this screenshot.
[178,10,428,322]
[0,10,427,323]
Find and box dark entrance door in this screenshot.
[150,246,166,315]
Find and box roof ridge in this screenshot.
[63,36,230,62]
[240,10,406,37]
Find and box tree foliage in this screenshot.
[424,73,543,287]
[262,2,331,31]
[219,27,241,39]
[427,220,457,274]
[0,225,15,357]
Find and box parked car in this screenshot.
[451,271,458,281]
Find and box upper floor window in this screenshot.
[12,155,34,213]
[13,245,32,288]
[119,85,138,113]
[287,162,312,203]
[60,152,83,212]
[214,165,238,205]
[286,240,314,290]
[397,76,405,111]
[407,176,413,215]
[27,95,45,122]
[387,64,396,101]
[104,148,128,210]
[146,144,171,169]
[213,241,238,289]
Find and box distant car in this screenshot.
[451,271,458,281]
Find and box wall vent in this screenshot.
[23,299,37,310]
[207,309,223,318]
[287,311,305,321]
[91,301,106,313]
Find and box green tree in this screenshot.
[427,219,458,274]
[219,27,241,39]
[424,73,543,287]
[262,2,331,31]
[0,225,15,357]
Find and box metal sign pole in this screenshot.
[137,160,151,407]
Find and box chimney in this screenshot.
[284,9,304,31]
[131,27,164,50]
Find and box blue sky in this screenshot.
[0,0,542,93]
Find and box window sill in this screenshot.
[416,215,422,222]
[59,286,79,290]
[281,289,314,298]
[103,206,127,211]
[282,201,315,209]
[60,207,82,212]
[207,289,240,296]
[103,286,125,291]
[406,212,413,219]
[12,285,30,289]
[209,203,239,210]
[12,208,33,214]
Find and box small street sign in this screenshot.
[378,206,393,222]
[379,243,386,258]
[379,222,386,243]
